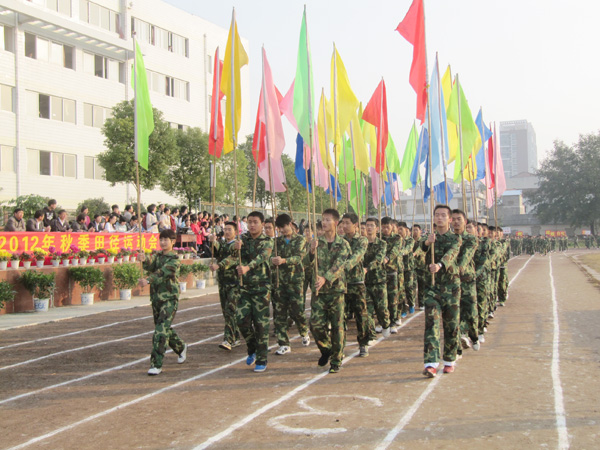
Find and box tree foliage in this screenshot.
[77,198,111,217]
[99,100,176,190]
[525,132,600,234]
[5,194,52,218]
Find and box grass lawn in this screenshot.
[576,253,600,274]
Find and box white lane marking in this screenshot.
[0,313,222,372]
[192,311,424,450]
[5,335,301,450]
[268,395,382,436]
[0,332,224,406]
[549,254,570,449]
[0,303,220,351]
[375,254,534,449]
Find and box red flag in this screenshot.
[396,0,427,123]
[487,130,495,189]
[252,84,283,165]
[208,47,224,158]
[362,79,388,174]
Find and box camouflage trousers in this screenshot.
[303,270,312,308]
[344,283,370,346]
[458,279,479,347]
[366,283,390,338]
[476,273,489,335]
[273,282,309,346]
[416,269,429,308]
[310,292,346,366]
[237,287,271,365]
[497,267,508,305]
[386,273,399,323]
[404,269,417,312]
[218,282,241,345]
[489,269,498,314]
[423,281,460,364]
[150,296,185,369]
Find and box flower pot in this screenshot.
[107,256,115,264]
[195,279,206,289]
[51,259,60,267]
[9,261,19,270]
[178,255,184,260]
[72,258,80,266]
[117,258,123,264]
[184,254,190,260]
[98,257,106,264]
[123,255,130,262]
[81,292,94,305]
[62,259,70,267]
[179,281,187,292]
[88,258,95,265]
[80,258,87,266]
[130,256,137,263]
[22,261,32,269]
[0,261,7,270]
[119,289,132,300]
[36,260,44,269]
[33,297,50,312]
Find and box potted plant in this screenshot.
[69,266,105,305]
[0,279,16,310]
[0,249,12,270]
[94,250,107,264]
[19,270,56,312]
[33,248,49,268]
[107,248,118,264]
[78,249,90,266]
[69,245,80,266]
[19,252,34,269]
[9,252,19,270]
[191,262,209,289]
[178,263,193,292]
[112,263,142,300]
[120,248,132,262]
[130,251,138,263]
[48,247,61,267]
[175,247,185,260]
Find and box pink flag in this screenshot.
[313,124,330,189]
[370,167,381,208]
[493,122,506,198]
[279,79,299,132]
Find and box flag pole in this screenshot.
[411,121,422,225]
[456,73,468,214]
[252,119,261,209]
[332,44,340,209]
[321,88,334,207]
[132,35,144,261]
[349,121,362,219]
[378,77,385,236]
[435,53,449,204]
[210,46,221,268]
[341,136,350,213]
[493,121,499,229]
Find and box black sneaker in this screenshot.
[329,364,340,373]
[318,351,331,367]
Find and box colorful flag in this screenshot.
[331,47,359,158]
[426,56,448,187]
[348,108,370,175]
[493,122,506,197]
[133,40,154,171]
[221,10,248,154]
[386,134,401,175]
[441,65,458,164]
[399,122,418,190]
[292,7,315,146]
[280,79,299,131]
[485,128,495,208]
[362,79,389,174]
[410,126,428,188]
[317,90,335,174]
[396,0,427,123]
[474,108,492,181]
[294,133,311,192]
[208,47,224,158]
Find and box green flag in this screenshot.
[349,178,366,216]
[134,40,154,171]
[292,7,315,144]
[386,134,401,174]
[338,135,356,184]
[399,123,418,190]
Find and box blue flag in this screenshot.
[410,126,428,188]
[325,174,342,201]
[294,133,312,192]
[474,108,492,181]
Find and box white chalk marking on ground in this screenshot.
[375,254,534,449]
[193,312,424,450]
[268,395,382,436]
[0,332,224,406]
[549,254,570,449]
[0,303,219,351]
[0,313,222,371]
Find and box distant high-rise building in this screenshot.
[499,120,538,179]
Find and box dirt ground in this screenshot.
[1,251,599,450]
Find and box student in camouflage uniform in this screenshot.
[272,214,310,355]
[473,223,491,346]
[222,211,273,373]
[309,209,352,373]
[497,227,510,307]
[398,223,415,317]
[487,227,499,319]
[140,229,187,376]
[381,217,403,332]
[451,212,479,354]
[209,221,241,351]
[421,205,462,378]
[412,224,428,310]
[364,217,391,339]
[302,225,314,309]
[341,213,370,357]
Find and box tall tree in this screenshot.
[99,100,176,190]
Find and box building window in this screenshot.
[131,17,189,57]
[29,149,76,177]
[24,33,75,69]
[29,91,76,123]
[0,84,14,112]
[0,25,15,53]
[83,52,122,82]
[84,103,112,128]
[0,145,16,173]
[84,155,104,180]
[81,1,120,33]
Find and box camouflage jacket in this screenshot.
[456,231,478,283]
[420,229,462,284]
[402,236,415,272]
[364,237,388,285]
[381,234,403,274]
[499,239,510,266]
[312,234,352,294]
[474,237,491,278]
[344,233,368,284]
[213,239,239,285]
[413,237,427,271]
[222,233,273,290]
[274,234,307,284]
[488,240,500,270]
[143,251,180,300]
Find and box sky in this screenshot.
[165,0,600,166]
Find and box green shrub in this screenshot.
[0,280,16,309]
[77,198,110,217]
[19,270,56,299]
[69,267,105,293]
[191,263,209,278]
[179,263,193,281]
[7,194,52,220]
[112,263,142,290]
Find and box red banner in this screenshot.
[0,232,160,254]
[545,230,556,237]
[515,231,523,237]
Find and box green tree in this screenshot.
[7,194,52,219]
[77,198,110,217]
[99,100,176,190]
[525,132,600,234]
[215,137,249,207]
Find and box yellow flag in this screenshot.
[317,90,335,175]
[348,110,370,175]
[441,65,458,164]
[221,11,248,154]
[330,47,359,161]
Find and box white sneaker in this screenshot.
[302,335,310,346]
[375,325,383,333]
[457,353,463,360]
[177,344,187,364]
[275,345,291,355]
[219,341,232,351]
[382,327,391,338]
[390,326,398,334]
[473,341,480,351]
[394,319,402,326]
[368,339,378,346]
[478,334,485,343]
[483,327,488,333]
[147,367,162,376]
[460,335,472,349]
[419,306,425,310]
[232,340,241,348]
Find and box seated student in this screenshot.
[42,199,57,228]
[27,210,51,232]
[103,213,118,233]
[51,210,72,232]
[5,208,26,232]
[79,206,91,227]
[71,214,88,232]
[128,216,140,233]
[88,214,104,232]
[115,215,128,232]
